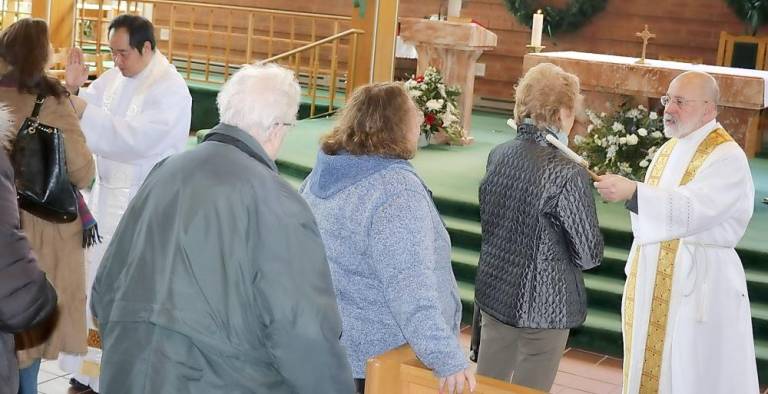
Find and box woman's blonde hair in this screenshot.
[321,82,416,159]
[513,63,580,129]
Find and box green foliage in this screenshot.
[504,0,608,36]
[725,0,768,35]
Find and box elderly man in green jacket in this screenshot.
[90,63,355,393]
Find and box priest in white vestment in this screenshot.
[595,71,759,394]
[59,14,192,392]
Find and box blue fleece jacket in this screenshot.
[299,150,467,379]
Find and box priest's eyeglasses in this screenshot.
[274,122,296,128]
[660,95,710,108]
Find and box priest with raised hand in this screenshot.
[595,71,759,393]
[59,14,192,393]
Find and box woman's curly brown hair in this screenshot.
[321,82,416,159]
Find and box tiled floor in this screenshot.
[35,360,93,394]
[30,334,768,394]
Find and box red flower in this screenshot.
[425,113,436,125]
[415,75,424,83]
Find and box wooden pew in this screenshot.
[365,345,546,394]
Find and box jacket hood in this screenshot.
[308,150,413,198]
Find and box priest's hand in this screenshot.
[65,47,89,94]
[594,174,637,202]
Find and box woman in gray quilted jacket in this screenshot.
[300,82,475,394]
[473,63,604,392]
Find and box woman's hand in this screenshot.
[438,367,476,394]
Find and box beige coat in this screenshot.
[0,83,95,367]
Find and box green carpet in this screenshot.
[187,78,346,131]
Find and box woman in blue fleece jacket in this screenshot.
[300,82,474,394]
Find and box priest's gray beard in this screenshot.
[663,113,696,138]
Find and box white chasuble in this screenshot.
[621,119,759,394]
[59,51,192,391]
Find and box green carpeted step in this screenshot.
[450,246,480,283]
[443,216,482,250]
[457,280,477,324]
[568,308,624,357]
[583,273,624,311]
[456,280,625,356]
[187,82,342,131]
[579,275,768,345]
[433,196,480,222]
[587,246,629,279]
[276,159,312,180]
[454,258,627,313]
[760,339,768,359]
[752,303,768,340]
[737,248,768,272]
[757,340,768,383]
[747,269,768,304]
[281,174,304,190]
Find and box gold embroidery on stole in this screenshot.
[621,128,732,393]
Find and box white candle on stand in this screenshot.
[530,9,543,47]
[448,0,462,18]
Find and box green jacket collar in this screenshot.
[208,123,278,173]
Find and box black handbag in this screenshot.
[11,94,78,223]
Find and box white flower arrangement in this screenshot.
[574,102,668,180]
[404,67,463,142]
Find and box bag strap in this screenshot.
[201,132,274,170]
[30,94,46,119]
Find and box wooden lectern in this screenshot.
[365,345,545,393]
[399,18,497,144]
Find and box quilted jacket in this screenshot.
[475,123,603,329]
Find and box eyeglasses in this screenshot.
[660,95,710,108]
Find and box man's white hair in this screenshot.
[217,63,300,139]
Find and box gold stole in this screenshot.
[622,127,732,394]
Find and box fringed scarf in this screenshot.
[75,189,101,248]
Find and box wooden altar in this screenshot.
[524,51,768,157]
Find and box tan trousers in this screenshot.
[476,311,569,392]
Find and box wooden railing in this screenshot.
[258,28,363,118]
[73,0,360,117]
[0,0,32,30]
